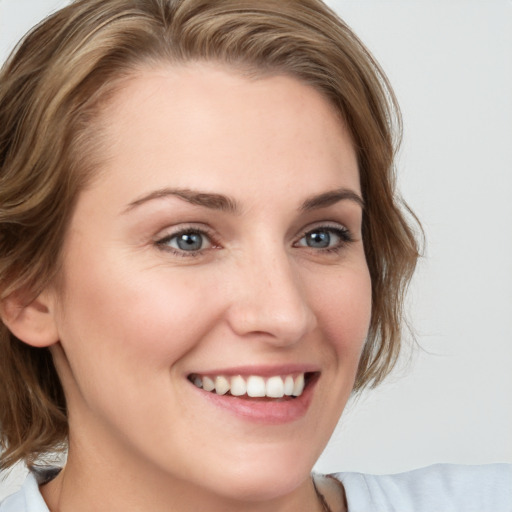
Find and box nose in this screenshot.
[225,248,317,346]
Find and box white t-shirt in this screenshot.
[336,463,512,512]
[1,464,511,511]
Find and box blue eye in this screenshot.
[297,226,351,250]
[304,231,332,248]
[158,230,212,253]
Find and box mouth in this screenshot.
[187,372,318,400]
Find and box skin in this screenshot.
[36,64,371,511]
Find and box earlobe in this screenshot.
[0,289,59,347]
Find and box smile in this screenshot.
[188,373,312,398]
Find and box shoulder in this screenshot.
[334,463,512,512]
[0,472,49,512]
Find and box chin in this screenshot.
[207,461,312,503]
[192,439,322,502]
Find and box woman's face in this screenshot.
[49,64,371,501]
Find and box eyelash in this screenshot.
[155,224,353,258]
[295,225,353,254]
[155,226,218,258]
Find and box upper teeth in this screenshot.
[190,373,306,398]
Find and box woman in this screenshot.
[0,1,509,511]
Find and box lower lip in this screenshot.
[190,375,318,425]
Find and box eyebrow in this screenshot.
[123,186,364,214]
[123,187,240,214]
[299,188,364,212]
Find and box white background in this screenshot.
[1,0,511,500]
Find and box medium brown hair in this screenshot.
[0,0,420,469]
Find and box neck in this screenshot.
[41,447,327,512]
[40,401,345,512]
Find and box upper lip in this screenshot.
[186,364,320,378]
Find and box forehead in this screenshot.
[87,62,359,205]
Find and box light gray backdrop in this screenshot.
[1,0,511,500]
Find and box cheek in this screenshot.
[307,263,372,361]
[54,251,221,395]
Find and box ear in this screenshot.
[0,288,59,347]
